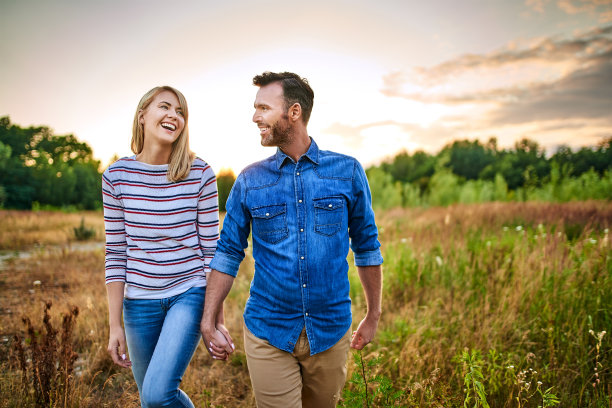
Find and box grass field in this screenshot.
[0,202,610,407]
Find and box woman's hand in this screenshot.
[107,325,132,368]
[201,323,234,361]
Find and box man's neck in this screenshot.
[280,129,310,162]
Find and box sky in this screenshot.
[1,0,611,175]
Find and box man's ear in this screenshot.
[289,103,302,122]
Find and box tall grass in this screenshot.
[0,202,610,407]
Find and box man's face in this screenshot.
[252,82,292,147]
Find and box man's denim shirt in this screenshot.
[210,138,383,355]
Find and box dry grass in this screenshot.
[0,202,610,407]
[0,210,104,251]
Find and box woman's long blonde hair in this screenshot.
[131,86,195,182]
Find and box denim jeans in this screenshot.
[123,285,205,408]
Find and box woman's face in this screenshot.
[139,90,185,149]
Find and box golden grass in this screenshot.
[0,210,105,251]
[0,202,610,406]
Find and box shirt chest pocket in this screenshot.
[251,204,289,244]
[313,196,345,236]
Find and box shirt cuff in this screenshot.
[354,248,384,267]
[209,252,241,277]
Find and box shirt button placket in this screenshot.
[295,164,308,320]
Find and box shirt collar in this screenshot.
[275,137,320,169]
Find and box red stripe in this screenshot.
[129,257,200,266]
[199,193,218,202]
[115,180,200,189]
[125,276,200,290]
[126,270,201,279]
[124,208,196,216]
[130,246,186,254]
[125,221,193,230]
[131,232,197,242]
[123,194,200,202]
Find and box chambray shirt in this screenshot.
[210,138,383,355]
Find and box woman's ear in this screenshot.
[138,110,145,125]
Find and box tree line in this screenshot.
[1,116,610,211]
[367,137,612,209]
[0,117,101,210]
[0,117,236,211]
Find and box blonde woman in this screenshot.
[103,86,233,407]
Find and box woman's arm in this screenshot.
[106,281,131,368]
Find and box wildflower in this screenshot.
[589,238,597,244]
[400,238,407,243]
[537,381,542,385]
[435,256,443,267]
[507,365,514,369]
[33,280,41,286]
[516,225,523,231]
[503,226,509,231]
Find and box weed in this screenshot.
[13,301,79,407]
[73,217,96,241]
[454,349,490,408]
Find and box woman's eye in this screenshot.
[177,110,184,116]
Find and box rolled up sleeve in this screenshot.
[209,172,251,277]
[349,160,383,267]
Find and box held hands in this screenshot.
[201,322,234,361]
[107,325,132,368]
[350,312,380,350]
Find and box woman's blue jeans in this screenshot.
[123,285,205,408]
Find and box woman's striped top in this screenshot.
[102,156,219,299]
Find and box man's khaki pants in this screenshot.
[244,323,352,408]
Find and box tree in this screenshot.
[216,169,236,212]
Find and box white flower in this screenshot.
[516,225,523,231]
[33,280,41,286]
[435,256,443,267]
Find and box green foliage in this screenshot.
[367,136,612,207]
[216,169,236,212]
[73,217,96,241]
[340,351,405,408]
[0,116,102,209]
[367,167,404,209]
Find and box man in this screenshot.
[201,71,383,408]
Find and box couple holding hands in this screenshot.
[103,71,383,408]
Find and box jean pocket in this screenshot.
[313,196,344,236]
[251,203,289,244]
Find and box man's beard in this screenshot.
[261,115,292,147]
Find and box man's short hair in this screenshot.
[253,71,314,125]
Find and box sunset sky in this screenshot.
[1,0,611,174]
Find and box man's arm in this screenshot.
[201,270,236,358]
[350,264,382,350]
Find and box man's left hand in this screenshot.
[350,313,380,350]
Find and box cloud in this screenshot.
[557,0,612,22]
[381,24,612,125]
[524,0,612,22]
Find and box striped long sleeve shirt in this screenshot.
[102,156,219,299]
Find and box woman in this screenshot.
[103,86,232,407]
